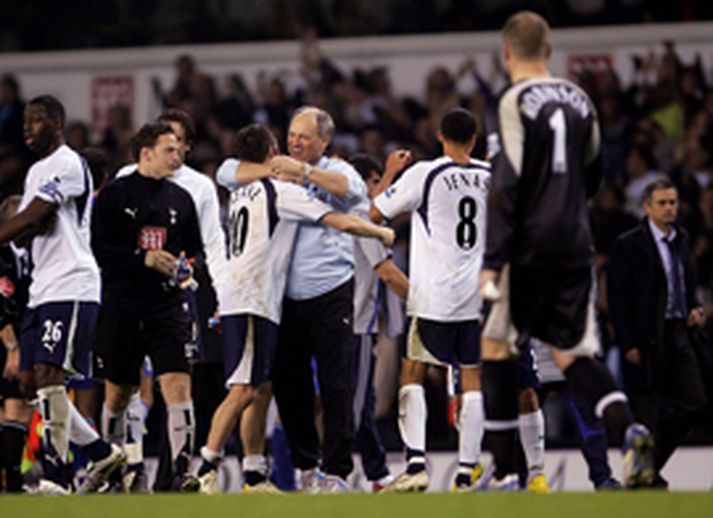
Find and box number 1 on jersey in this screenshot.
[548,108,567,174]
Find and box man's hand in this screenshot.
[479,268,502,302]
[270,156,306,184]
[144,249,178,277]
[378,227,396,247]
[3,348,19,380]
[625,348,642,366]
[688,307,704,327]
[384,150,413,177]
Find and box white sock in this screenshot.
[37,385,71,463]
[125,393,148,465]
[398,384,427,456]
[519,410,545,476]
[458,391,484,467]
[242,454,268,475]
[201,446,222,465]
[102,403,126,446]
[167,400,195,464]
[68,402,100,446]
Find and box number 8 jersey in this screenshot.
[373,156,490,321]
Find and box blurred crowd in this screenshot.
[1,34,713,448]
[1,1,712,51]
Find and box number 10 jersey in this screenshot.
[373,156,491,322]
[220,178,331,323]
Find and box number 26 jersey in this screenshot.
[373,156,490,322]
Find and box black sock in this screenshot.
[198,460,218,477]
[564,358,633,445]
[244,470,267,486]
[3,422,27,492]
[405,447,426,474]
[127,461,145,473]
[84,438,111,463]
[482,360,519,479]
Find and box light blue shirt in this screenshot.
[648,219,686,319]
[216,158,241,190]
[286,156,366,300]
[215,155,367,300]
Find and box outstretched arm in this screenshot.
[320,211,395,246]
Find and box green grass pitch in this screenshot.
[1,492,712,518]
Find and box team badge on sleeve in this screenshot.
[38,178,64,204]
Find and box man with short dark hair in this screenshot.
[92,122,204,491]
[480,10,653,489]
[0,95,124,494]
[608,179,707,488]
[371,108,490,493]
[112,109,227,492]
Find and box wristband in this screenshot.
[5,341,18,352]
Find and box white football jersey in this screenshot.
[20,145,100,307]
[220,178,332,323]
[374,156,490,321]
[352,200,390,335]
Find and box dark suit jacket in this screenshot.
[607,219,699,394]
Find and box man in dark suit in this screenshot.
[608,178,708,487]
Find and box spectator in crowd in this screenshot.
[624,145,666,218]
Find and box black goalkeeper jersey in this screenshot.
[91,170,204,317]
[484,76,602,270]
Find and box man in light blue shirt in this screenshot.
[216,107,367,492]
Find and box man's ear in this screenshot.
[139,146,150,164]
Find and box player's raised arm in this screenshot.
[372,149,413,198]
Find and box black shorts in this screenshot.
[405,317,481,367]
[515,339,541,390]
[221,314,278,387]
[19,301,99,378]
[94,304,193,386]
[508,264,595,350]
